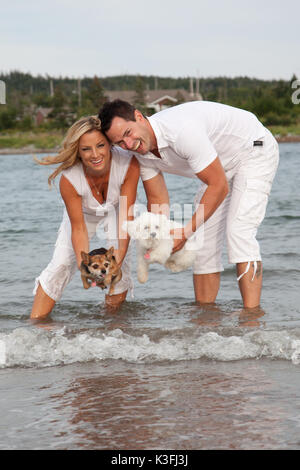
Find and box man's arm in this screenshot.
[172,157,229,252]
[142,172,170,216]
[186,156,228,236]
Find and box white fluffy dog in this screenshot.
[123,212,199,283]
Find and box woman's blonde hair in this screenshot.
[36,115,102,186]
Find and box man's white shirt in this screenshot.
[133,101,266,181]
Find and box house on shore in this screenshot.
[35,107,53,126]
[105,79,202,112]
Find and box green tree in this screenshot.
[88,77,107,109]
[49,86,72,129]
[133,76,147,113]
[0,107,17,129]
[33,92,52,107]
[78,77,107,116]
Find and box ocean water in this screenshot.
[0,143,300,450]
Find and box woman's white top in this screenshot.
[61,147,133,220]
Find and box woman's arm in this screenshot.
[116,157,140,265]
[60,175,89,268]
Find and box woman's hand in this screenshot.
[112,249,124,268]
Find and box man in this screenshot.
[98,100,279,308]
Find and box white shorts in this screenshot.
[33,212,133,301]
[193,129,279,274]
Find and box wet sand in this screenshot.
[1,359,300,450]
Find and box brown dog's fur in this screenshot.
[80,247,122,295]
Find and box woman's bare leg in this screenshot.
[30,283,56,320]
[105,290,127,310]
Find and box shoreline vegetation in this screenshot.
[1,71,300,154]
[0,126,299,155]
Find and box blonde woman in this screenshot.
[30,116,140,319]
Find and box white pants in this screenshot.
[193,129,279,274]
[33,212,133,301]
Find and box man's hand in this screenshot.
[170,227,187,253]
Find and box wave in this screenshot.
[1,326,300,369]
[0,228,40,235]
[267,215,300,221]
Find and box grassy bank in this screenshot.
[1,125,300,153]
[0,129,64,152]
[268,123,300,138]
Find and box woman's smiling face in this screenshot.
[78,130,111,175]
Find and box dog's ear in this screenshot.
[106,246,115,260]
[81,251,90,265]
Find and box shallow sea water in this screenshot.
[0,143,300,450]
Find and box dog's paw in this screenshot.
[137,270,149,284]
[138,274,148,284]
[165,260,179,272]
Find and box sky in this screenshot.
[0,0,299,80]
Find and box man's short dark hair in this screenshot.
[98,99,136,134]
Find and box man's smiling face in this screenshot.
[105,110,155,155]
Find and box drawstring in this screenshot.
[237,261,257,282]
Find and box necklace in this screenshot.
[89,175,103,196]
[84,168,105,197]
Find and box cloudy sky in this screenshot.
[1,0,299,80]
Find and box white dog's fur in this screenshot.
[123,212,199,283]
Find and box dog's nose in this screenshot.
[101,269,106,274]
[150,232,156,238]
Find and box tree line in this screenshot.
[0,71,299,131]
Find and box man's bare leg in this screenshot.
[30,283,56,320]
[237,261,262,308]
[193,273,221,304]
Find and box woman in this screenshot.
[30,115,140,319]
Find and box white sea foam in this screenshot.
[0,340,6,365]
[1,327,300,368]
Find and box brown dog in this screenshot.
[80,247,122,295]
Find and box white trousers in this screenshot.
[33,212,133,301]
[193,129,279,274]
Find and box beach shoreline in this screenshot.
[0,135,299,155]
[275,135,300,143]
[0,147,59,155]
